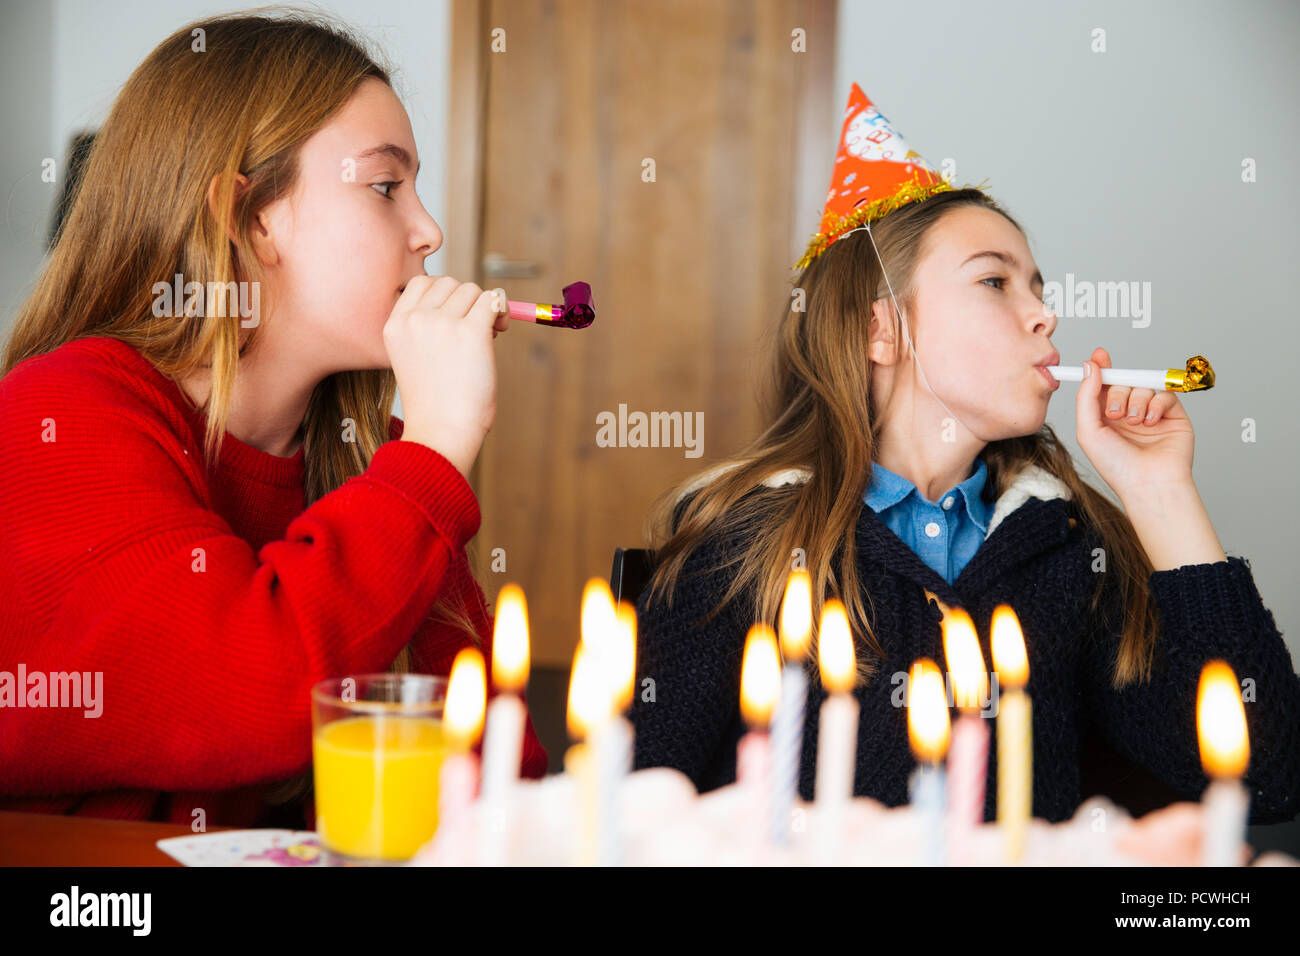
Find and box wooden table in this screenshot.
[0,811,231,866]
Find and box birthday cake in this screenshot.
[411,765,1297,867]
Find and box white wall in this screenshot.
[836,0,1300,658]
[0,0,53,325]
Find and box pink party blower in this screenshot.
[505,281,595,329]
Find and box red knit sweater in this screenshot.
[0,335,548,827]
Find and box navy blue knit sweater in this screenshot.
[630,478,1300,825]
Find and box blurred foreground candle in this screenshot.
[814,599,857,864]
[942,607,990,863]
[565,580,633,866]
[991,605,1031,864]
[566,632,608,866]
[593,596,637,866]
[738,624,780,852]
[770,569,812,845]
[1197,660,1251,867]
[439,648,485,862]
[907,658,950,866]
[479,584,530,866]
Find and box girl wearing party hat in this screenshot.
[630,84,1300,826]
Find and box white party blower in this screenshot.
[1047,355,1215,392]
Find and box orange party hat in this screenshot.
[795,84,986,270]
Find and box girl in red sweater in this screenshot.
[0,12,547,826]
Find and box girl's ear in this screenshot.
[206,172,249,244]
[206,172,279,267]
[867,297,900,366]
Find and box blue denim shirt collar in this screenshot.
[865,457,990,535]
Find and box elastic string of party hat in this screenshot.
[844,222,975,437]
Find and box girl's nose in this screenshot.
[1032,301,1058,336]
[413,221,442,258]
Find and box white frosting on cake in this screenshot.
[411,766,1297,867]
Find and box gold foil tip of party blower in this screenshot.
[1164,355,1215,392]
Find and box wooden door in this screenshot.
[449,0,836,667]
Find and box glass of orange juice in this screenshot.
[311,674,449,863]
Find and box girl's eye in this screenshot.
[371,181,402,200]
[981,274,1047,304]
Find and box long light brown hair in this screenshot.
[644,188,1159,690]
[1,9,478,807]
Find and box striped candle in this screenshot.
[768,570,812,845]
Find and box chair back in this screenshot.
[610,548,655,605]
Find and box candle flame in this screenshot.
[611,601,638,713]
[990,604,1028,689]
[740,624,781,728]
[580,578,629,714]
[566,639,610,741]
[817,598,856,694]
[1197,660,1249,779]
[907,658,951,763]
[581,578,617,647]
[779,569,813,660]
[444,647,486,751]
[492,583,530,692]
[942,606,988,711]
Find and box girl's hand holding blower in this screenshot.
[383,275,511,479]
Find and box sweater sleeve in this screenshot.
[629,533,749,790]
[0,378,482,797]
[1079,554,1300,824]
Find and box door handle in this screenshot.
[481,253,543,280]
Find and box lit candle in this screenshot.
[1196,660,1251,867]
[440,647,485,865]
[738,624,780,854]
[769,569,812,845]
[592,597,637,866]
[991,604,1031,864]
[941,606,990,864]
[814,598,857,865]
[565,636,607,867]
[479,583,530,867]
[566,579,634,867]
[907,658,950,866]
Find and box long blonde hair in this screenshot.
[644,189,1159,690]
[1,9,479,806]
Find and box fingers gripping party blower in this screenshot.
[505,281,595,330]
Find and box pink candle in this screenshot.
[946,716,988,846]
[738,730,772,821]
[436,751,480,864]
[439,647,487,865]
